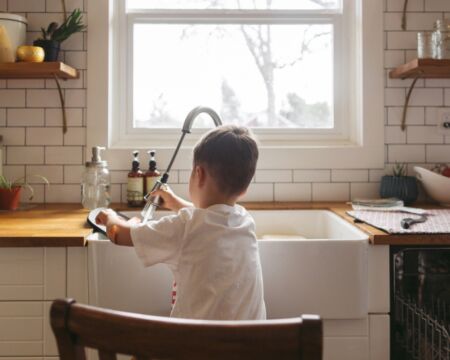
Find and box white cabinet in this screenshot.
[0,243,391,359]
[368,245,390,360]
[369,315,390,360]
[0,301,57,357]
[368,245,390,313]
[323,318,369,360]
[0,247,88,358]
[322,245,390,360]
[0,248,65,301]
[0,301,43,356]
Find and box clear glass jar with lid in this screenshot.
[432,19,450,59]
[81,146,111,210]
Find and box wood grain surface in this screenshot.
[0,62,79,79]
[0,203,448,247]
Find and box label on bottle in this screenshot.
[146,176,161,196]
[127,177,144,202]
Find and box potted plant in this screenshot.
[380,163,418,205]
[0,175,49,210]
[33,9,86,62]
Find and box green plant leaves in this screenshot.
[51,9,86,43]
[0,175,49,200]
[38,9,85,43]
[0,175,12,190]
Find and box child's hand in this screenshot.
[151,186,192,212]
[95,209,137,246]
[127,217,141,225]
[95,209,117,226]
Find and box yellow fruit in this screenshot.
[16,46,45,63]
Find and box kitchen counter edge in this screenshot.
[0,202,448,247]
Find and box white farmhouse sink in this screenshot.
[87,209,368,319]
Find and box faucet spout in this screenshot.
[141,106,222,223]
[182,106,222,133]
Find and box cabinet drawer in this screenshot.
[0,248,66,301]
[0,301,57,357]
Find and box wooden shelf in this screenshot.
[0,62,78,79]
[389,59,450,79]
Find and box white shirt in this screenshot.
[130,204,266,320]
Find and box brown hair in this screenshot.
[193,125,259,196]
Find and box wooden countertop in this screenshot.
[0,204,91,247]
[0,203,449,247]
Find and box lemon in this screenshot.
[16,46,45,62]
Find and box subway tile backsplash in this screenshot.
[1,0,450,204]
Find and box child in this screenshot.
[96,125,266,320]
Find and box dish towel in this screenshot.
[347,209,450,234]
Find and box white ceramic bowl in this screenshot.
[414,166,450,207]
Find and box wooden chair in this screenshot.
[50,298,323,360]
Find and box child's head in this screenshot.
[190,125,258,204]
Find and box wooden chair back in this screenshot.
[50,298,322,360]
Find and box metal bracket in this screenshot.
[401,0,409,30]
[400,71,422,132]
[61,0,67,21]
[53,73,68,134]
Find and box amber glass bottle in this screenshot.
[127,151,144,207]
[145,150,161,197]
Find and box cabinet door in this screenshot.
[0,248,66,301]
[67,248,89,303]
[0,302,43,356]
[369,314,389,360]
[323,318,369,360]
[0,301,59,357]
[368,245,389,313]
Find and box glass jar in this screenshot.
[432,19,450,59]
[417,31,433,59]
[81,164,111,210]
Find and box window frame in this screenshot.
[87,0,384,169]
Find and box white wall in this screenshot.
[0,0,449,203]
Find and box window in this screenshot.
[87,0,384,168]
[132,23,334,130]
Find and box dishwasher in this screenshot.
[391,246,450,359]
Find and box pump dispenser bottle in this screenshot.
[81,146,111,210]
[145,150,161,196]
[127,151,144,207]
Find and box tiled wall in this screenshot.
[0,0,450,204]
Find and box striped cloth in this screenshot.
[347,209,450,234]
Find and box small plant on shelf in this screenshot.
[380,163,418,205]
[0,175,49,210]
[33,9,86,62]
[392,163,407,177]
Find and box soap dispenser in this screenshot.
[145,150,161,196]
[127,151,145,207]
[81,146,111,210]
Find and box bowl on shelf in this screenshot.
[414,166,450,206]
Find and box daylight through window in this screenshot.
[124,0,347,133]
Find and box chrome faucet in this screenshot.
[141,106,223,222]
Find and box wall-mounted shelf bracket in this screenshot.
[53,74,68,134]
[402,0,409,30]
[390,59,450,131]
[401,72,422,131]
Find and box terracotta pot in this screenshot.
[0,186,21,210]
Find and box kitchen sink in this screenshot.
[87,209,369,319]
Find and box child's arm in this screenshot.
[152,186,193,211]
[95,209,140,246]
